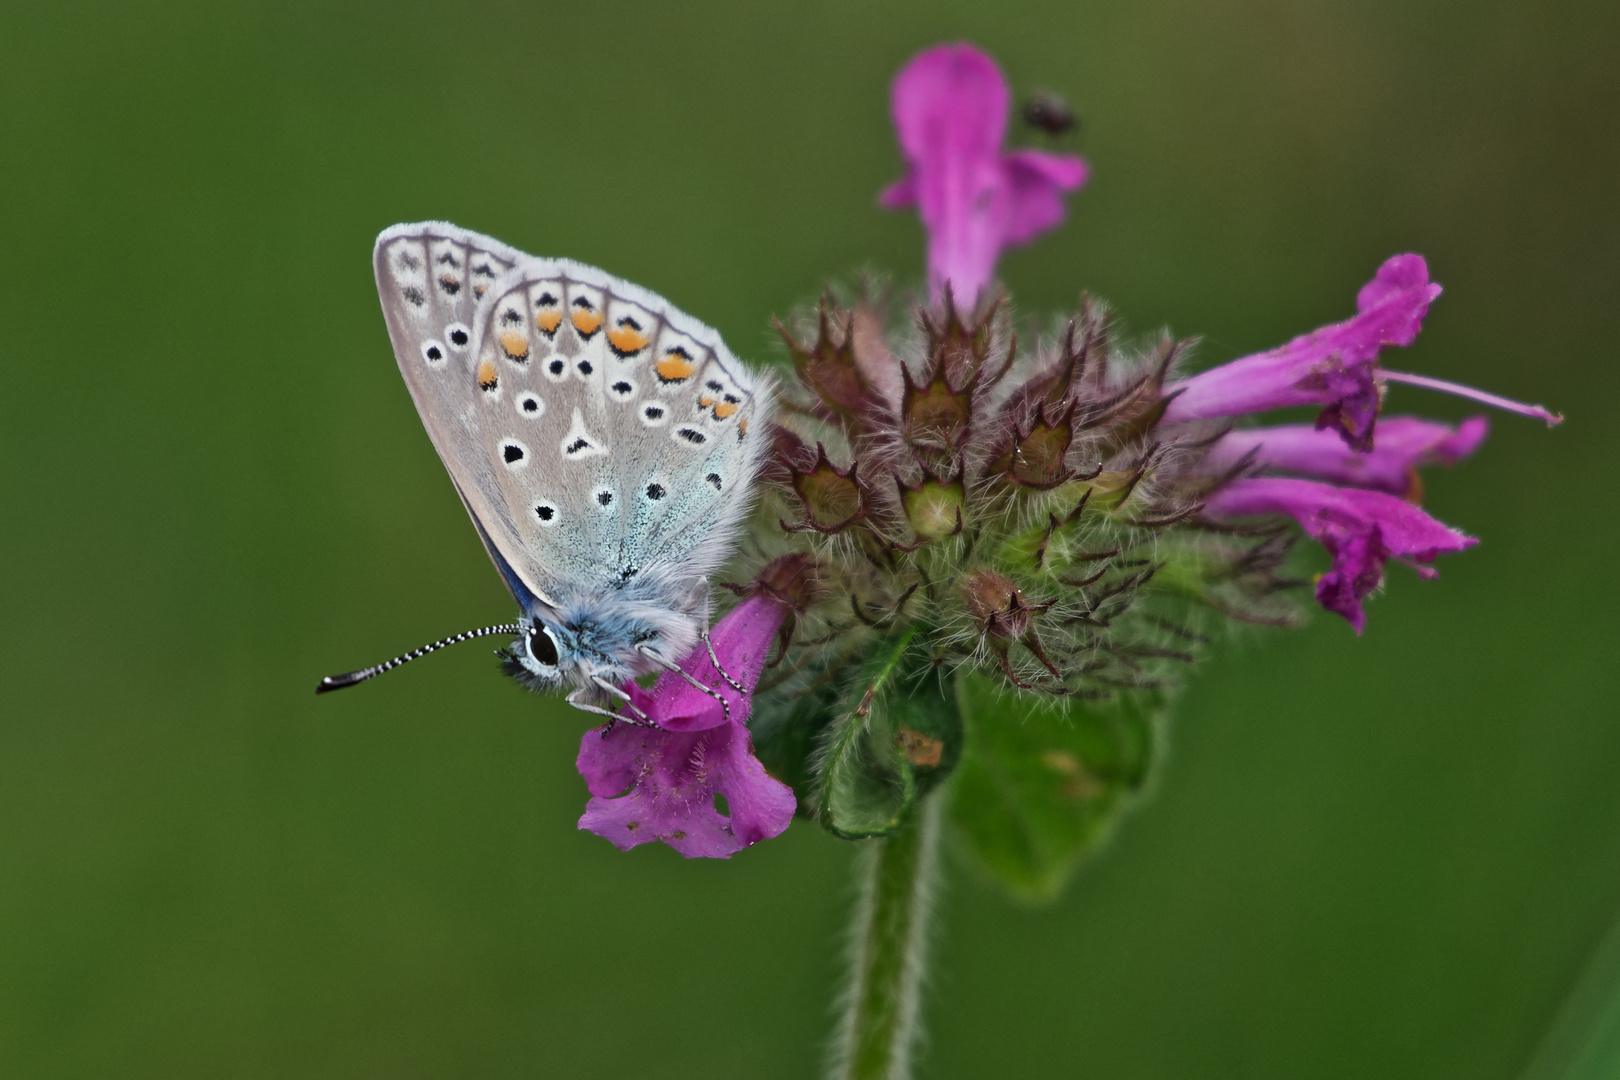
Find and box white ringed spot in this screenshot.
[498,438,530,470]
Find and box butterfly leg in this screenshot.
[635,643,733,725]
[564,685,654,732]
[701,631,748,696]
[589,676,656,728]
[693,579,748,697]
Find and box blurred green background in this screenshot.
[1,1,1615,1077]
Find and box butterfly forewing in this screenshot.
[373,223,539,592]
[373,222,769,621]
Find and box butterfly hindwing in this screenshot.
[470,259,769,598]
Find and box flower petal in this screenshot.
[890,43,1008,167]
[575,717,794,859]
[878,174,917,209]
[1205,477,1476,632]
[1206,415,1489,496]
[1001,150,1090,246]
[632,593,791,733]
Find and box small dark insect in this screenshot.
[1022,91,1078,137]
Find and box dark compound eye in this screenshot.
[527,626,560,667]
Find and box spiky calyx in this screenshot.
[746,289,1299,876]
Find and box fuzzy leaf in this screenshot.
[949,673,1163,901]
[815,638,917,838]
[811,634,964,838]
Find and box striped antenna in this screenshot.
[316,623,525,694]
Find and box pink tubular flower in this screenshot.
[880,43,1089,307]
[1164,256,1440,449]
[1206,415,1489,498]
[575,594,797,858]
[1205,478,1477,633]
[1163,256,1559,450]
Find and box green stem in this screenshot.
[830,790,943,1080]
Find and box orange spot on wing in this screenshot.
[499,330,529,360]
[738,417,749,436]
[713,401,738,419]
[699,395,715,408]
[477,360,499,389]
[655,351,697,383]
[535,309,562,335]
[571,309,604,337]
[606,324,650,357]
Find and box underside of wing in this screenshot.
[466,259,771,607]
[374,222,547,598]
[374,222,770,615]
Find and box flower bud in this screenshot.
[788,444,865,533]
[898,465,966,541]
[961,568,1043,638]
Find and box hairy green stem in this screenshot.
[830,790,942,1080]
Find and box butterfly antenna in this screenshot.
[315,623,525,694]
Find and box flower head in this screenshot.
[575,591,798,858]
[1204,478,1477,633]
[880,43,1088,308]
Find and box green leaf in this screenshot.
[949,672,1164,901]
[811,632,966,840]
[814,633,919,839]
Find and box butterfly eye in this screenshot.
[526,626,561,668]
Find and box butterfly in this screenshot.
[318,222,771,722]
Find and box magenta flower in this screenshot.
[1164,256,1439,449]
[1205,477,1477,633]
[1205,415,1489,498]
[575,594,797,858]
[880,43,1089,307]
[1163,255,1559,450]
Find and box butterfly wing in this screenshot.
[374,222,769,616]
[374,222,542,598]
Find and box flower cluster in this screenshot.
[573,42,1559,869]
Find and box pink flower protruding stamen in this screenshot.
[1164,255,1563,450]
[1164,255,1440,450]
[1380,370,1563,427]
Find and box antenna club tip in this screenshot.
[315,672,365,694]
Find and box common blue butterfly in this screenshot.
[318,223,771,721]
